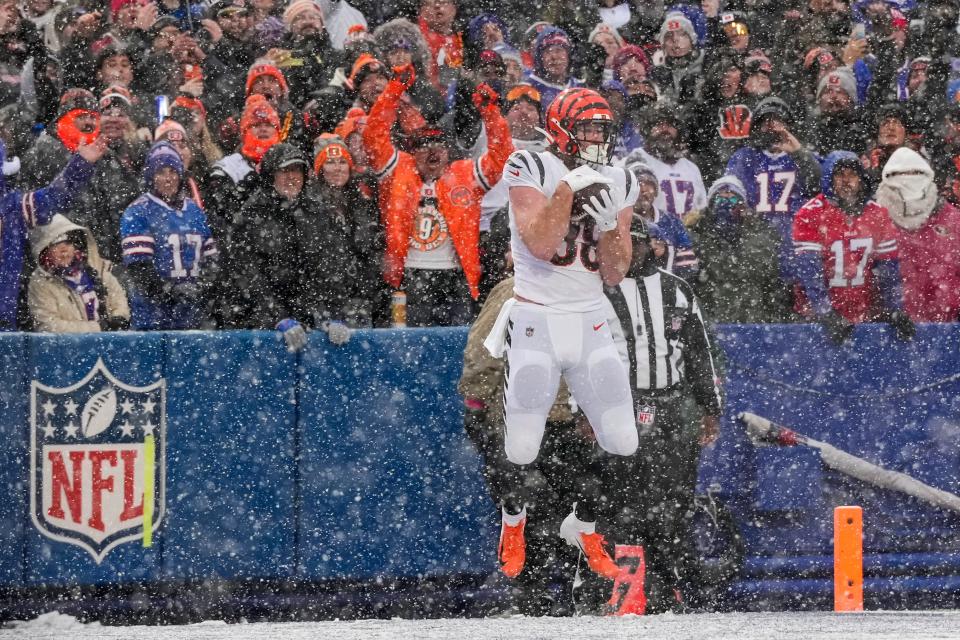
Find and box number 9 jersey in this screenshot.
[504,150,639,312]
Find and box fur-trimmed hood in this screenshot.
[372,18,431,76]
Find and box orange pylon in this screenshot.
[834,505,863,612]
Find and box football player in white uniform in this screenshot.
[484,87,639,580]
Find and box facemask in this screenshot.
[242,129,280,164]
[56,110,101,153]
[876,173,938,230]
[712,194,745,239]
[578,141,609,165]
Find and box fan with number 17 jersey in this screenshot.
[621,148,706,219]
[726,148,815,276]
[120,194,216,328]
[793,194,899,323]
[503,149,639,312]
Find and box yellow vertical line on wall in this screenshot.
[143,434,155,548]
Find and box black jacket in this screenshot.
[293,179,384,327]
[222,143,306,328]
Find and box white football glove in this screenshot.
[560,164,614,193]
[582,188,620,232]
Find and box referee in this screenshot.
[602,216,724,613]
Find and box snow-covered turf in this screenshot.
[5,610,960,639]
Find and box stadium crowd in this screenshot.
[0,0,959,346]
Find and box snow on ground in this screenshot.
[4,610,960,640]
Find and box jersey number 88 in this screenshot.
[550,217,600,271]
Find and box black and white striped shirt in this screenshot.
[604,269,723,414]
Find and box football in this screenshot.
[571,182,612,222]
[82,386,117,438]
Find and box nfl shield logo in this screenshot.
[30,358,165,563]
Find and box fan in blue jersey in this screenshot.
[0,137,108,331]
[121,142,218,330]
[725,96,822,280]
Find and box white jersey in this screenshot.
[503,149,639,313]
[480,136,547,232]
[622,148,706,219]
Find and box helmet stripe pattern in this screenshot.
[546,88,615,161]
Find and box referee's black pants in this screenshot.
[576,390,703,614]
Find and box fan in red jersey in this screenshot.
[793,151,915,344]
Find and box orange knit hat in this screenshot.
[245,63,289,99]
[313,133,353,174]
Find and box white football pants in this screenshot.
[500,301,637,465]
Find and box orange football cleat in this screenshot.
[560,511,620,580]
[498,517,526,578]
[576,531,620,580]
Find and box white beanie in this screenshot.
[707,174,747,201]
[817,68,859,105]
[589,22,625,48]
[658,12,697,48]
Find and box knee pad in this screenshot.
[588,354,631,405]
[596,412,639,457]
[504,434,541,465]
[510,361,555,410]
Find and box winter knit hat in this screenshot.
[493,43,522,67]
[346,53,386,91]
[283,0,323,26]
[155,119,187,142]
[532,27,571,75]
[611,45,650,82]
[467,13,509,47]
[255,16,287,48]
[173,95,207,121]
[707,174,748,201]
[817,68,859,105]
[589,23,625,48]
[658,12,697,47]
[245,62,289,99]
[144,142,184,185]
[344,23,369,45]
[600,79,628,99]
[626,160,659,194]
[505,83,542,113]
[313,133,353,174]
[111,0,135,18]
[56,88,99,122]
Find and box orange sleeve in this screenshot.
[476,104,514,191]
[362,80,405,178]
